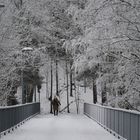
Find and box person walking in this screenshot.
[52,95,61,116]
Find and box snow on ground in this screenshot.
[39,82,95,114]
[39,60,102,115]
[1,114,118,140]
[39,61,97,114]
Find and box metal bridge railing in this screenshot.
[0,102,40,134]
[84,103,140,140]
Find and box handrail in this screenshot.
[84,103,140,140]
[0,102,40,134]
[85,102,140,115]
[0,102,40,109]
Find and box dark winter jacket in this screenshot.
[52,98,61,110]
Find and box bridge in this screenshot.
[0,102,139,140]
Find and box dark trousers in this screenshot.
[53,109,58,116]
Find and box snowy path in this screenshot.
[1,114,118,140]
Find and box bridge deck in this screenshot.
[1,114,118,140]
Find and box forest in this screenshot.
[0,0,140,112]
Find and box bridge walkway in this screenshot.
[1,114,118,140]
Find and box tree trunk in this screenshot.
[23,83,26,104]
[66,58,70,113]
[56,58,59,96]
[46,67,49,99]
[84,76,86,93]
[34,86,36,102]
[28,84,34,103]
[70,60,73,97]
[93,79,97,104]
[38,90,40,102]
[50,59,53,113]
[101,83,107,105]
